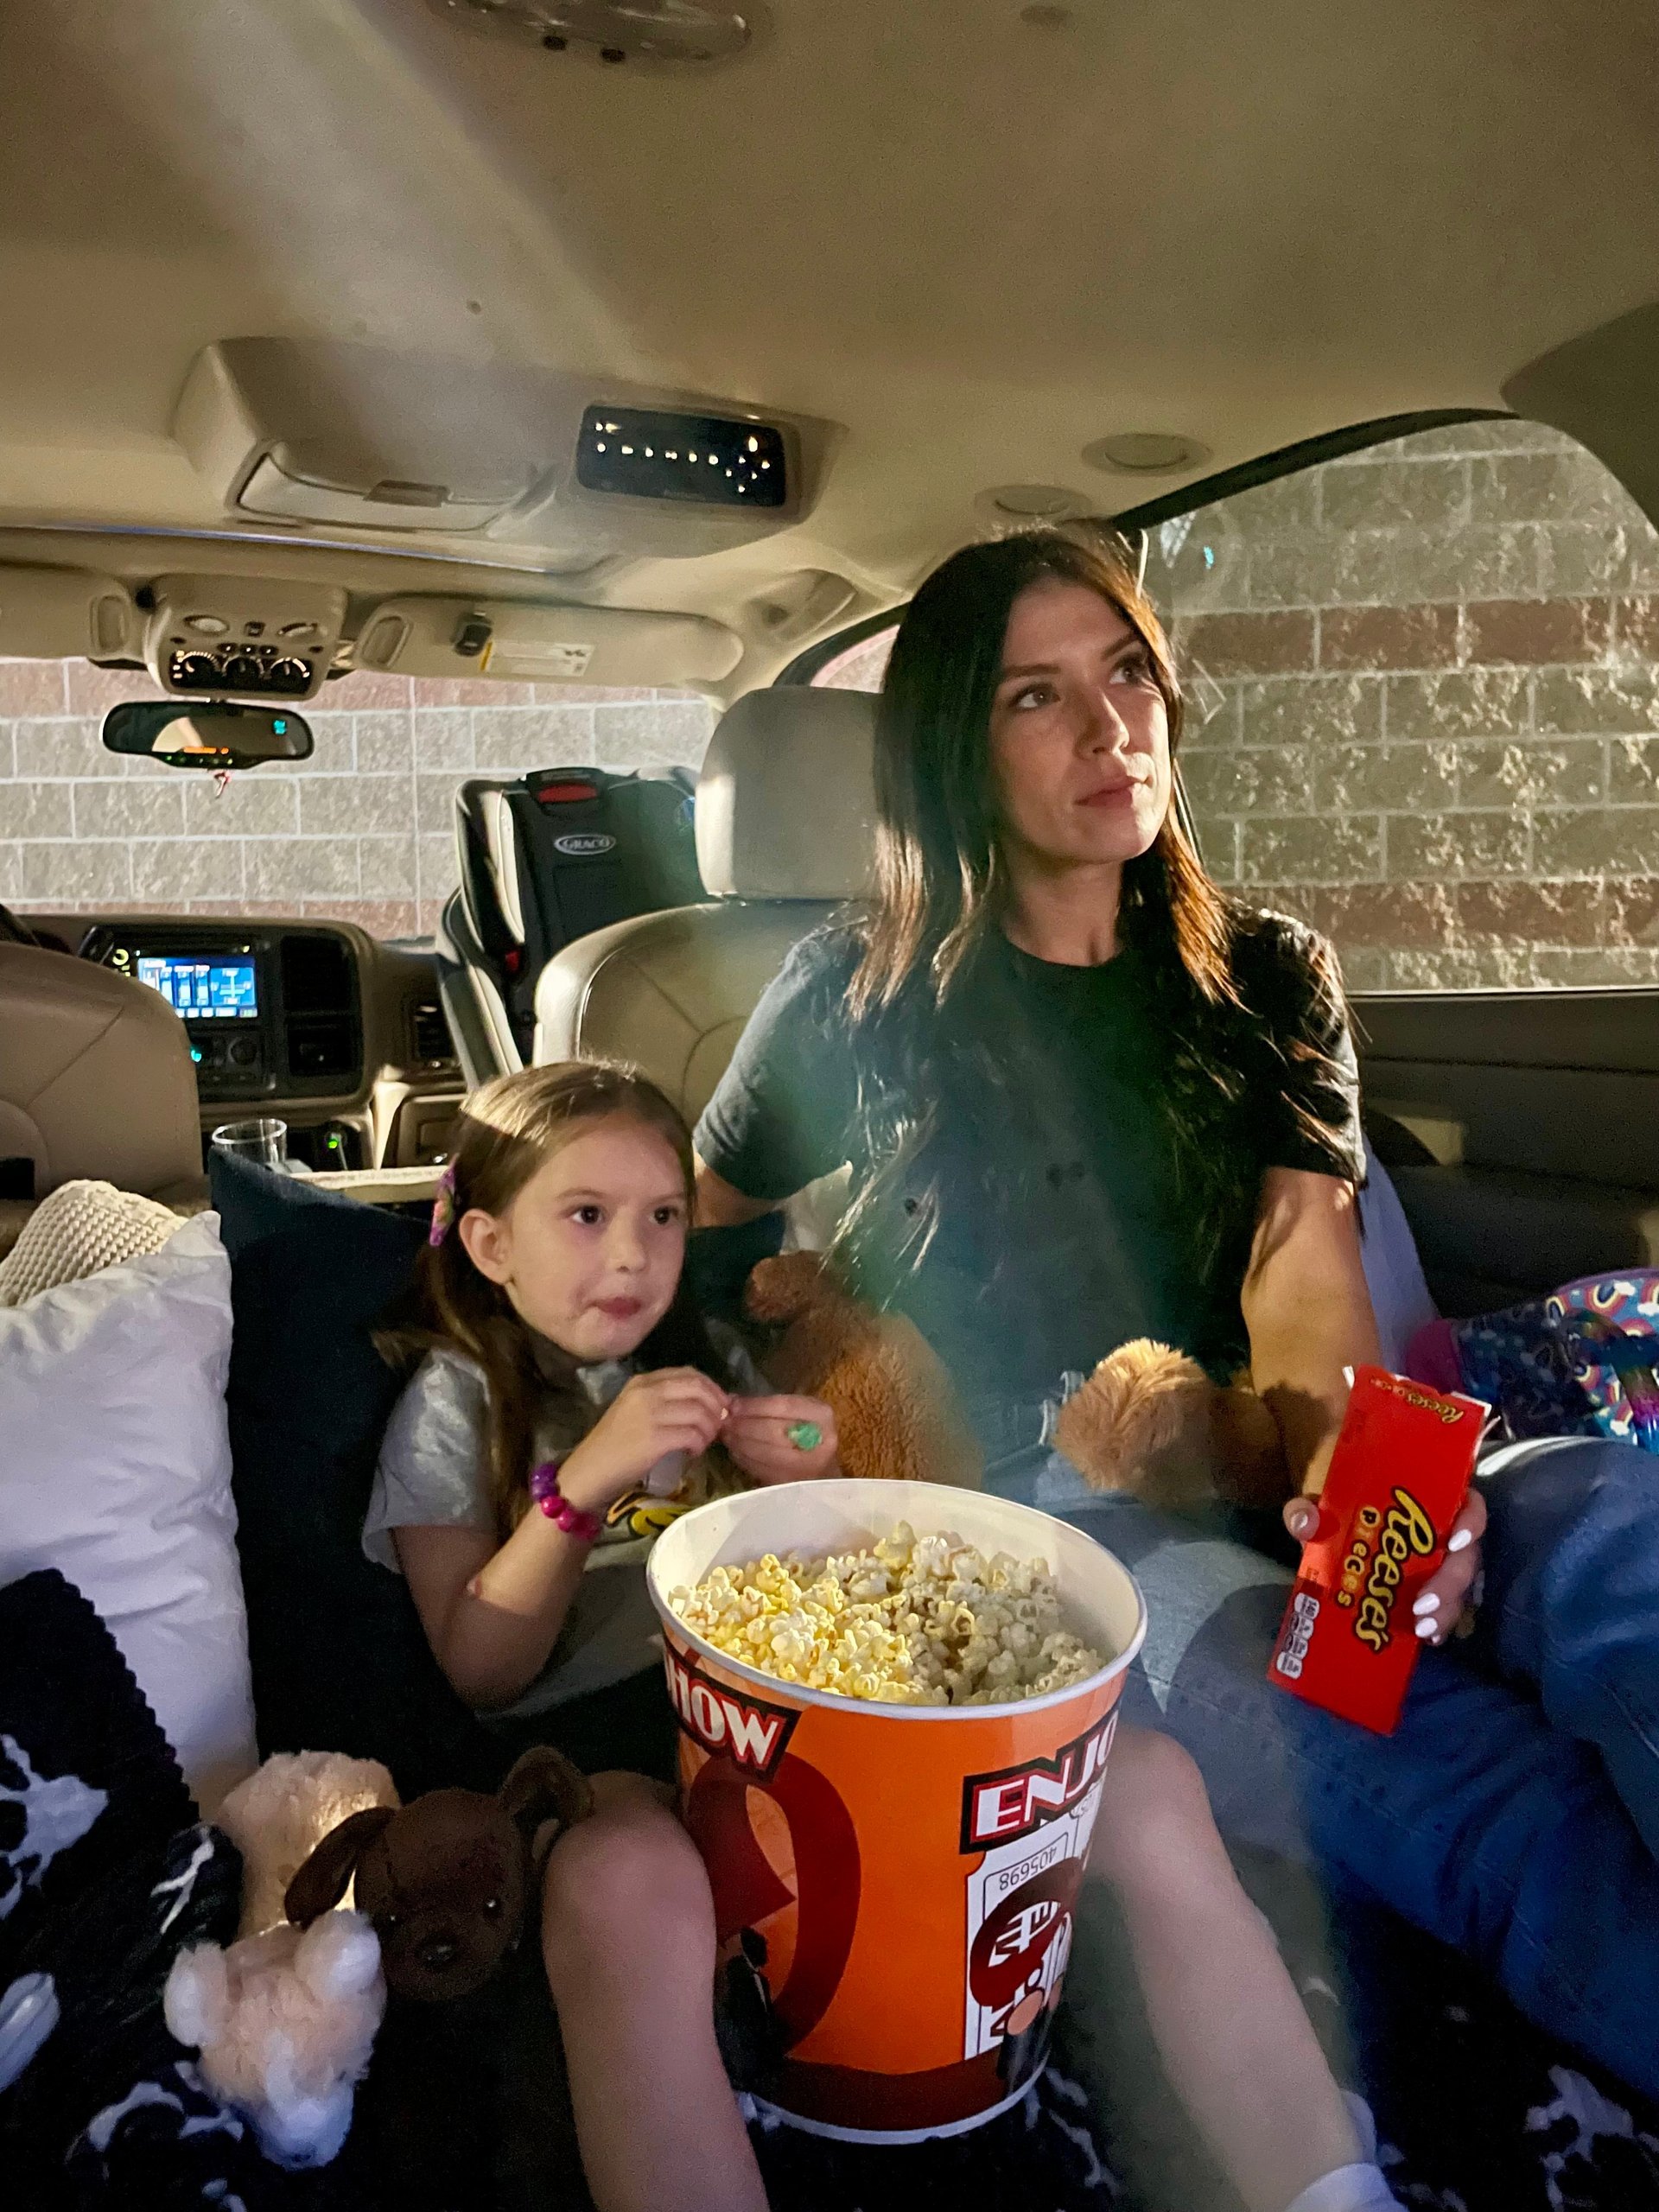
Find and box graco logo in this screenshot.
[553,832,617,857]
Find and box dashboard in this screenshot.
[56,917,463,1172]
[88,923,361,1103]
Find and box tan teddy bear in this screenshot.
[744,1250,984,1490]
[1054,1339,1290,1511]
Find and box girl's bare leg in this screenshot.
[541,1772,767,2212]
[1088,1726,1376,2212]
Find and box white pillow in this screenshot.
[0,1211,257,1813]
[1359,1154,1439,1370]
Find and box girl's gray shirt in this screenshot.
[363,1329,764,1720]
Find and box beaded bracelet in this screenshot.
[527,1459,602,1544]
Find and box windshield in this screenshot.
[0,664,711,939]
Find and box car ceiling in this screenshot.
[0,0,1656,690]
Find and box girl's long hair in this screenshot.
[835,524,1351,1296]
[382,1061,721,1539]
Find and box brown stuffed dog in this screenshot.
[745,1249,984,1490]
[283,1746,593,2004]
[1054,1339,1290,1511]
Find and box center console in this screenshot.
[83,923,363,1104]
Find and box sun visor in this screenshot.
[0,567,135,662]
[173,340,839,560]
[353,596,742,687]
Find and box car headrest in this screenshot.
[696,687,878,901]
[0,943,203,1202]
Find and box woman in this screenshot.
[694,527,1659,2100]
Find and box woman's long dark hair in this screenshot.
[835,524,1351,1298]
[849,525,1230,1020]
[380,1061,722,1539]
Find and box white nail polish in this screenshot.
[1447,1529,1473,1554]
[1414,1617,1438,1639]
[1413,1592,1440,1616]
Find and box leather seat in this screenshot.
[0,943,205,1205]
[532,686,877,1122]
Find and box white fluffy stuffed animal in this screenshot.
[159,1751,400,2166]
[164,1910,385,2168]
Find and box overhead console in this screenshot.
[172,339,840,562]
[83,922,362,1104]
[143,574,347,702]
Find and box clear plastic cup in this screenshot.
[211,1117,288,1169]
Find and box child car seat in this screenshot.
[442,764,705,1067]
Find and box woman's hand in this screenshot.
[1282,1484,1487,1647]
[721,1395,841,1484]
[561,1368,731,1514]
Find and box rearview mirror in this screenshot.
[101,700,315,771]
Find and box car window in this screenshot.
[0,670,714,940]
[812,626,896,693]
[1149,419,1659,991]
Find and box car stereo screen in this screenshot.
[137,955,258,1020]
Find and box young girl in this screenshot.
[371,1061,1402,2212]
[365,1059,841,1778]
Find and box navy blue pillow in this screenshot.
[211,1154,502,1796]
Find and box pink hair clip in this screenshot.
[428,1164,457,1248]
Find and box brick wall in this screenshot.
[0,664,715,940]
[1156,419,1659,990]
[823,420,1659,991]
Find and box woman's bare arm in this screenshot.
[693,1153,786,1228]
[1240,1166,1380,1500]
[1243,1165,1484,1641]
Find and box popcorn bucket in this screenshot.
[646,1478,1147,2143]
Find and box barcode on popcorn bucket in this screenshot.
[1274,1591,1321,1681]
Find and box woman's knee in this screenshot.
[541,1770,713,1967]
[1088,1725,1225,1892]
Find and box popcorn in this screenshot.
[668,1522,1104,1707]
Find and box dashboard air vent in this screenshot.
[411,1001,457,1065]
[287,1015,358,1082]
[280,933,360,1087]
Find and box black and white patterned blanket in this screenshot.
[0,1570,371,2210]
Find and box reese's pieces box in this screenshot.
[1268,1367,1486,1734]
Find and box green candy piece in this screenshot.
[785,1421,823,1452]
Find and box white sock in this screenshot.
[1282,2162,1402,2212]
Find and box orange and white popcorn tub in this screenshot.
[647,1478,1147,2142]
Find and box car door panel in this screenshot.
[1356,990,1659,1314]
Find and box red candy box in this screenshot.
[1268,1366,1488,1735]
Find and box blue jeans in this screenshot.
[986,1436,1659,2100]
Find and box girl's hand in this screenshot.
[722,1395,841,1485]
[1282,1484,1487,1648]
[561,1368,731,1514]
